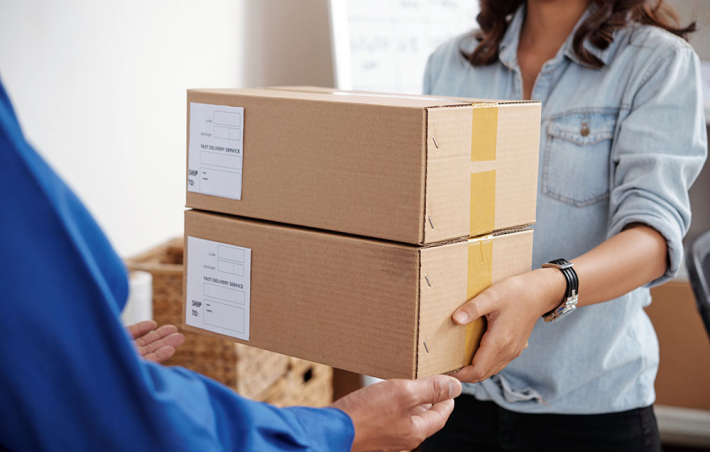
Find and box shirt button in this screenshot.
[580,123,590,137]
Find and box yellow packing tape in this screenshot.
[462,104,498,365]
[464,239,493,365]
[471,103,498,162]
[470,170,496,236]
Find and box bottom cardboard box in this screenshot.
[183,210,532,379]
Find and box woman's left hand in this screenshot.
[450,268,565,383]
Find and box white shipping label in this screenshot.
[188,103,244,200]
[186,236,251,341]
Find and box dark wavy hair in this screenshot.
[465,0,697,68]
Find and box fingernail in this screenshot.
[447,380,453,397]
[453,311,468,324]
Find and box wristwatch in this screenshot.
[541,258,579,323]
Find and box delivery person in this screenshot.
[0,77,462,452]
[421,0,707,451]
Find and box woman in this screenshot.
[421,0,707,451]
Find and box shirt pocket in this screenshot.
[542,111,616,207]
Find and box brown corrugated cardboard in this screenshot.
[186,87,540,245]
[182,210,533,380]
[646,281,710,410]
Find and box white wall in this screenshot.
[0,0,334,257]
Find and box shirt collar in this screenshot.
[498,4,610,70]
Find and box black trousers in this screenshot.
[420,395,661,452]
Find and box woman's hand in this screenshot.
[450,268,565,383]
[127,320,186,363]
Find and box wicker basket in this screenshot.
[125,238,289,399]
[261,357,334,407]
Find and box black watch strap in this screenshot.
[542,258,578,299]
[541,258,579,322]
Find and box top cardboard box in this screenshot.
[186,87,541,245]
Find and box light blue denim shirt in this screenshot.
[424,5,707,414]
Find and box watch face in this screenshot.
[544,297,578,323]
[555,305,576,320]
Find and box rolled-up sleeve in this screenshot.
[607,45,707,287]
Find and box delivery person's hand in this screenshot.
[449,268,564,383]
[127,320,186,363]
[330,375,462,452]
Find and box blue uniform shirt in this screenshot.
[424,5,707,414]
[0,78,355,451]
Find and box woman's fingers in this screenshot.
[453,326,517,383]
[452,288,498,325]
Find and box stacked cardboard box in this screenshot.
[182,87,541,380]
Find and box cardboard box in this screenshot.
[186,87,540,245]
[182,209,533,379]
[646,281,710,410]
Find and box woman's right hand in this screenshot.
[330,375,461,452]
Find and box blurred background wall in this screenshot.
[0,0,333,257]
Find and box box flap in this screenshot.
[423,106,471,243]
[190,87,467,109]
[423,102,540,242]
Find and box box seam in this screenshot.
[415,248,423,379]
[489,224,535,237]
[421,108,430,245]
[188,208,428,250]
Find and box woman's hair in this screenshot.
[465,0,697,68]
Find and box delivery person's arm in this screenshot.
[0,79,459,452]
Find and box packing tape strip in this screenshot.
[470,170,496,236]
[464,239,493,365]
[471,103,498,162]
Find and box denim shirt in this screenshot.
[424,5,707,414]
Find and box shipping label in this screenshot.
[187,103,244,200]
[185,236,251,341]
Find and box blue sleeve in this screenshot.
[607,45,708,287]
[0,79,355,452]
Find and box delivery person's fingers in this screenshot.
[403,375,462,409]
[411,398,455,439]
[409,403,433,415]
[143,331,186,354]
[126,320,158,340]
[134,324,179,347]
[144,345,178,363]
